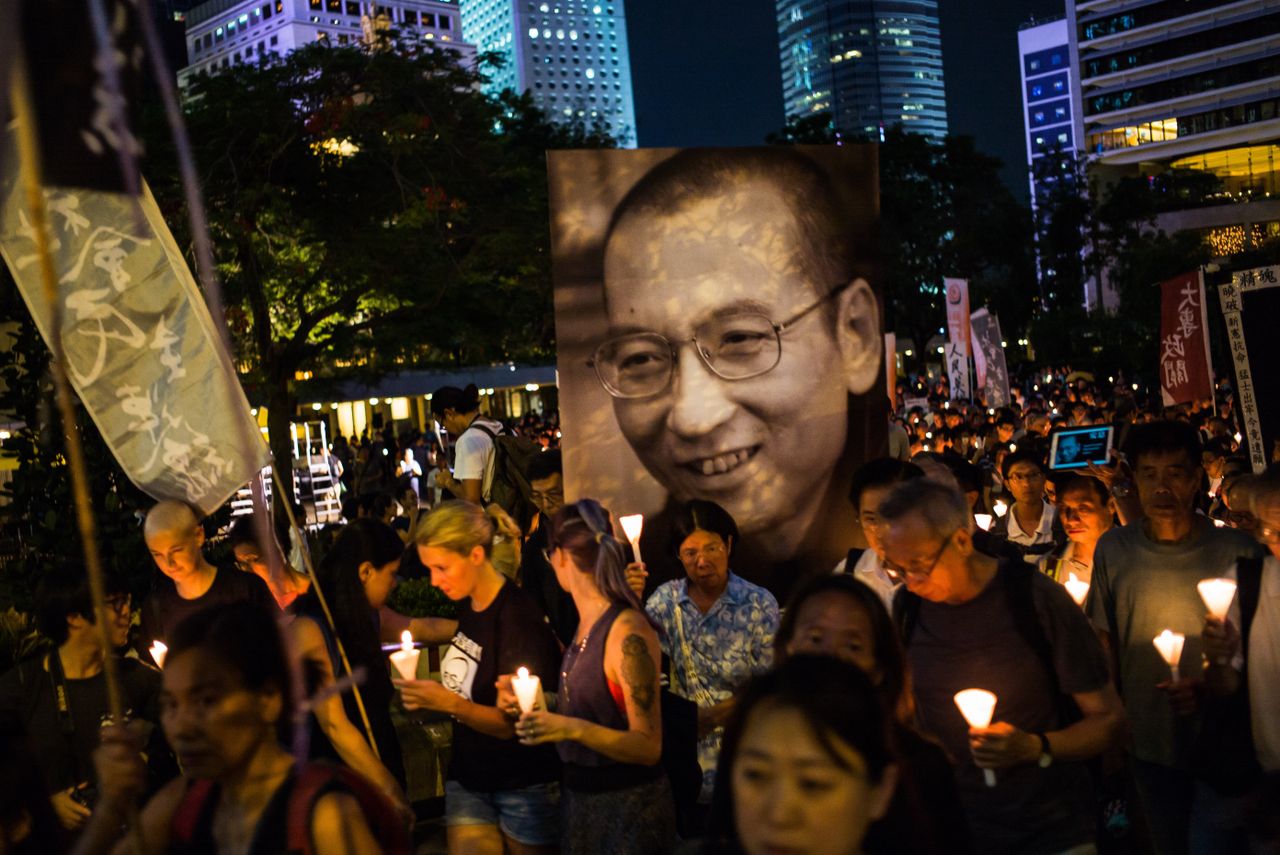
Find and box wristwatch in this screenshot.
[1035,732,1054,768]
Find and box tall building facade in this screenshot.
[776,0,948,141]
[458,0,637,146]
[1019,17,1076,208]
[180,0,473,86]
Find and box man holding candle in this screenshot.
[879,479,1125,854]
[1085,421,1263,855]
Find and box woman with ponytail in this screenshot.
[514,499,677,854]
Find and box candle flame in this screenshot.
[1152,630,1185,666]
[400,630,413,652]
[954,688,997,728]
[1197,578,1237,620]
[619,514,644,544]
[517,666,529,680]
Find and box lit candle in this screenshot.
[149,640,167,669]
[512,666,542,714]
[1234,432,1243,444]
[1212,519,1226,528]
[993,500,1009,518]
[1198,577,1237,620]
[974,514,993,532]
[390,630,420,681]
[1153,630,1185,681]
[1064,572,1089,607]
[619,514,644,565]
[954,689,998,787]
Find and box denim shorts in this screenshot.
[444,779,560,846]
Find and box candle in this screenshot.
[512,666,542,714]
[954,689,998,787]
[1198,578,1237,620]
[993,500,1009,518]
[1064,572,1089,607]
[619,514,644,565]
[1212,519,1226,528]
[974,514,993,532]
[1153,630,1185,681]
[149,640,167,669]
[390,630,420,681]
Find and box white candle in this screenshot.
[1153,630,1185,681]
[512,666,542,714]
[974,514,993,532]
[1212,518,1226,528]
[993,500,1009,518]
[619,514,644,565]
[954,689,998,787]
[390,630,420,681]
[1198,578,1237,620]
[149,640,167,669]
[1064,572,1089,607]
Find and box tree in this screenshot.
[143,36,613,494]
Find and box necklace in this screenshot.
[560,627,592,708]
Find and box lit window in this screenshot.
[585,68,594,78]
[529,27,538,37]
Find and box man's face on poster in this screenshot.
[599,176,879,537]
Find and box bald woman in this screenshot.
[140,501,275,649]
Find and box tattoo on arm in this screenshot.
[621,633,657,715]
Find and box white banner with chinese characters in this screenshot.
[944,277,971,401]
[0,128,270,515]
[1218,266,1280,474]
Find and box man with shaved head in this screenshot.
[139,500,274,647]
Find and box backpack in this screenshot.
[468,422,541,529]
[170,762,410,855]
[893,559,1082,727]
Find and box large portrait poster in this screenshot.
[548,147,886,600]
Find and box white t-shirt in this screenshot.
[1006,500,1057,547]
[1228,555,1280,772]
[453,416,504,499]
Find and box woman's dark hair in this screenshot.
[168,601,294,744]
[670,500,738,558]
[549,499,651,623]
[35,564,126,647]
[775,574,914,725]
[429,384,480,419]
[706,655,895,851]
[312,519,405,691]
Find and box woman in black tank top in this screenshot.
[514,499,677,855]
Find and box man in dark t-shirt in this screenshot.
[140,501,275,646]
[879,479,1126,855]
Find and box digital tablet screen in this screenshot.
[1049,426,1114,470]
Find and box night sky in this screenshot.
[628,0,1064,202]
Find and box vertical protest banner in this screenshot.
[884,332,896,408]
[0,128,270,515]
[944,277,971,400]
[1158,270,1213,408]
[1219,266,1280,473]
[970,308,1011,408]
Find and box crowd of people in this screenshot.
[1,372,1278,855]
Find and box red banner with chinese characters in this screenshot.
[1159,271,1213,407]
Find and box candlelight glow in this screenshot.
[390,630,420,681]
[1153,630,1185,680]
[513,666,542,714]
[954,689,998,787]
[1198,578,1237,620]
[1064,573,1089,607]
[149,640,167,669]
[974,514,993,532]
[993,500,1008,518]
[619,514,644,564]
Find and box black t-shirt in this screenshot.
[140,563,276,645]
[520,520,579,648]
[904,562,1110,854]
[0,654,164,793]
[443,580,562,792]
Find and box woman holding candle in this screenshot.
[514,499,677,855]
[397,501,563,855]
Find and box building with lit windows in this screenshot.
[1069,0,1280,259]
[457,0,637,146]
[776,0,948,141]
[179,0,473,87]
[1020,18,1076,205]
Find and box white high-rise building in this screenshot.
[179,0,474,86]
[458,0,637,146]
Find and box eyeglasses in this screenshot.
[881,531,957,583]
[530,487,564,505]
[1007,471,1045,483]
[679,541,726,564]
[589,282,851,400]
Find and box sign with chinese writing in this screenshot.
[1158,271,1213,408]
[0,129,270,515]
[944,277,970,400]
[970,308,1011,408]
[1219,266,1280,473]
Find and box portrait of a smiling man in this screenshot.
[549,146,887,600]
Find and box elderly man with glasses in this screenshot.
[879,478,1125,855]
[591,148,883,600]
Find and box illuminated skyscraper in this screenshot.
[459,0,637,146]
[776,0,948,140]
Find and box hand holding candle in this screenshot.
[512,667,542,714]
[954,689,998,787]
[390,630,420,681]
[619,514,644,564]
[1064,572,1089,607]
[149,640,167,669]
[1198,578,1237,620]
[1153,630,1185,681]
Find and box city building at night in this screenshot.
[179,0,474,87]
[775,0,948,141]
[457,0,637,146]
[1019,17,1077,212]
[1069,0,1280,260]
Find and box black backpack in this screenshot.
[468,422,541,529]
